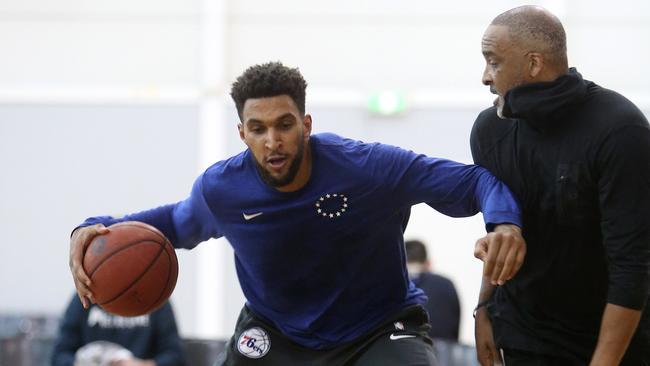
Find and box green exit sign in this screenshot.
[367,91,407,115]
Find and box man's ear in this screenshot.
[238,123,245,142]
[303,114,313,138]
[528,52,544,79]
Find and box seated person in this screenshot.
[51,294,186,366]
[405,239,461,341]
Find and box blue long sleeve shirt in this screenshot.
[80,133,521,349]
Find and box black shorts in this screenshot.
[214,305,438,366]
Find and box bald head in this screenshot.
[491,5,568,71]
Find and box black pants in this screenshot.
[503,348,650,366]
[214,305,438,366]
[503,348,583,366]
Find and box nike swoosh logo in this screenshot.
[389,334,416,340]
[242,212,263,220]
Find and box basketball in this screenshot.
[83,221,178,317]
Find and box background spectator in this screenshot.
[51,295,186,366]
[406,239,461,341]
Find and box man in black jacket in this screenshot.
[472,5,650,366]
[51,295,186,366]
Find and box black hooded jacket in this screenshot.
[471,68,650,361]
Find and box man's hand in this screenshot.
[474,224,526,285]
[69,224,109,309]
[475,307,503,366]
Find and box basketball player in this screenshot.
[472,6,650,365]
[69,62,525,365]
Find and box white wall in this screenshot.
[0,105,202,335]
[0,0,648,346]
[0,0,200,88]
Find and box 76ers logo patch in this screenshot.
[237,327,270,359]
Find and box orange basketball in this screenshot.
[83,221,178,317]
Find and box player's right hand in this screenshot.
[69,224,109,309]
[474,224,526,285]
[475,307,503,366]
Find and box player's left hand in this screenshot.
[474,224,526,285]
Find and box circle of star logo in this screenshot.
[315,193,348,219]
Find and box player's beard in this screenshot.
[255,137,305,188]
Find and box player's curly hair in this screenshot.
[230,61,308,121]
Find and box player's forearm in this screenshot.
[475,276,497,317]
[474,168,522,229]
[589,303,642,366]
[479,276,496,302]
